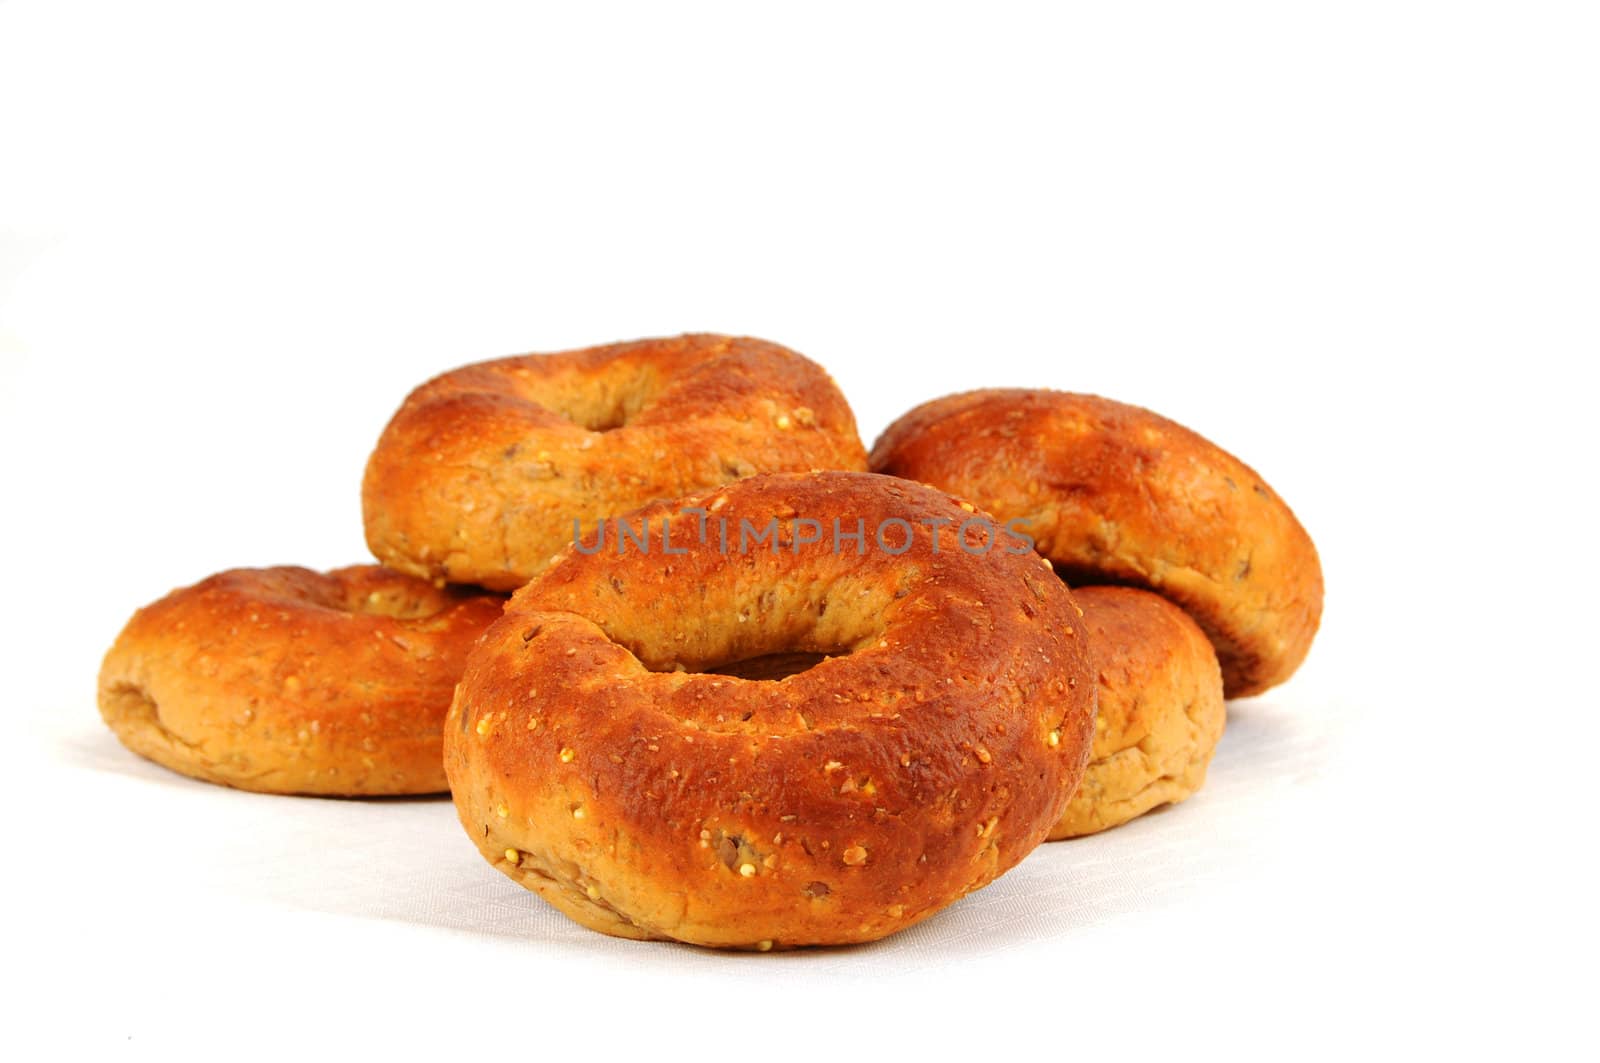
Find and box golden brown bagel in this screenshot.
[1049,586,1226,839]
[870,390,1322,697]
[363,334,868,591]
[444,471,1096,949]
[98,566,504,795]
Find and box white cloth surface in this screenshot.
[10,673,1403,1053]
[16,622,1572,1058]
[44,691,1330,969]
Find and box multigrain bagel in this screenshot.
[1049,586,1226,839]
[363,334,868,591]
[870,390,1323,697]
[98,566,505,795]
[444,471,1097,949]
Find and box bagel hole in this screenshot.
[607,577,894,680]
[103,682,160,725]
[565,403,630,432]
[540,366,662,433]
[102,682,189,746]
[707,651,832,682]
[347,587,450,620]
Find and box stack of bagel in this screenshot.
[100,333,1322,950]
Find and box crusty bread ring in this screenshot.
[1049,586,1226,839]
[98,565,504,795]
[363,334,868,591]
[870,390,1323,697]
[444,471,1096,949]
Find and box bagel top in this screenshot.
[870,389,1322,697]
[363,334,868,590]
[98,565,505,795]
[443,471,1097,948]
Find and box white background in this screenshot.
[2,1,1595,1057]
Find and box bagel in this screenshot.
[444,471,1097,949]
[363,333,868,591]
[870,390,1322,697]
[1049,586,1226,839]
[98,565,504,795]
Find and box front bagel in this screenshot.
[444,471,1097,949]
[363,334,867,590]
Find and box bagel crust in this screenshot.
[363,334,868,591]
[444,471,1096,949]
[98,566,505,795]
[870,390,1323,697]
[1049,587,1226,839]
